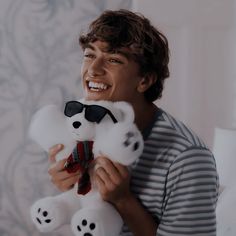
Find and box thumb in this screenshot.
[49,144,64,163]
[49,154,56,164]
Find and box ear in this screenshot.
[137,74,157,93]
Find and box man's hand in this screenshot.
[89,156,132,206]
[48,144,81,191]
[90,156,158,236]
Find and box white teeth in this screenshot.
[88,81,108,90]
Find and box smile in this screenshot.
[87,81,109,91]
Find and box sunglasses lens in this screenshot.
[64,101,83,117]
[85,105,107,123]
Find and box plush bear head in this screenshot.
[64,99,144,165]
[29,99,144,165]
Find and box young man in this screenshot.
[48,10,218,236]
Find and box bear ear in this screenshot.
[113,101,135,123]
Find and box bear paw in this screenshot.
[74,218,97,236]
[34,207,52,225]
[123,130,141,151]
[71,211,101,236]
[30,197,67,232]
[94,123,144,166]
[71,204,123,236]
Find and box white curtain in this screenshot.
[134,0,236,148]
[134,1,236,235]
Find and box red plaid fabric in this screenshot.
[64,141,94,195]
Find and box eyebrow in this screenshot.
[84,44,95,50]
[84,43,132,60]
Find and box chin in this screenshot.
[84,92,110,101]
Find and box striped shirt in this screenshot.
[120,108,219,236]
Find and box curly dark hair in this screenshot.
[79,9,170,102]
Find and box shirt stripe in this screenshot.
[120,108,218,236]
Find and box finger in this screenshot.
[113,162,130,179]
[48,159,67,174]
[49,144,64,163]
[95,167,117,191]
[95,167,110,182]
[95,157,118,175]
[49,144,64,156]
[95,173,106,194]
[88,158,105,182]
[96,157,121,182]
[56,175,80,191]
[49,169,80,182]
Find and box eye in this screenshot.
[108,58,123,64]
[84,53,95,59]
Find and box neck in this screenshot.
[132,101,157,132]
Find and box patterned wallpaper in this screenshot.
[0,0,132,235]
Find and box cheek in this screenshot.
[80,62,87,78]
[111,84,136,101]
[115,77,139,92]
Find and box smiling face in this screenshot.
[81,41,146,105]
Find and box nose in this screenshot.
[88,58,105,77]
[72,121,81,129]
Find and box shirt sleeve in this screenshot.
[156,147,219,236]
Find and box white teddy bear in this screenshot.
[29,99,144,236]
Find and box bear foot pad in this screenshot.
[36,208,52,225]
[76,219,96,236]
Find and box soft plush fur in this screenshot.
[29,99,144,236]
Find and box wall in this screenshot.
[134,0,236,148]
[0,1,132,235]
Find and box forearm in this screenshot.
[114,193,158,236]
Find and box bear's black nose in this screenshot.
[72,121,81,129]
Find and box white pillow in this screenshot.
[216,185,236,236]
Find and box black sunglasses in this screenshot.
[64,101,118,124]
